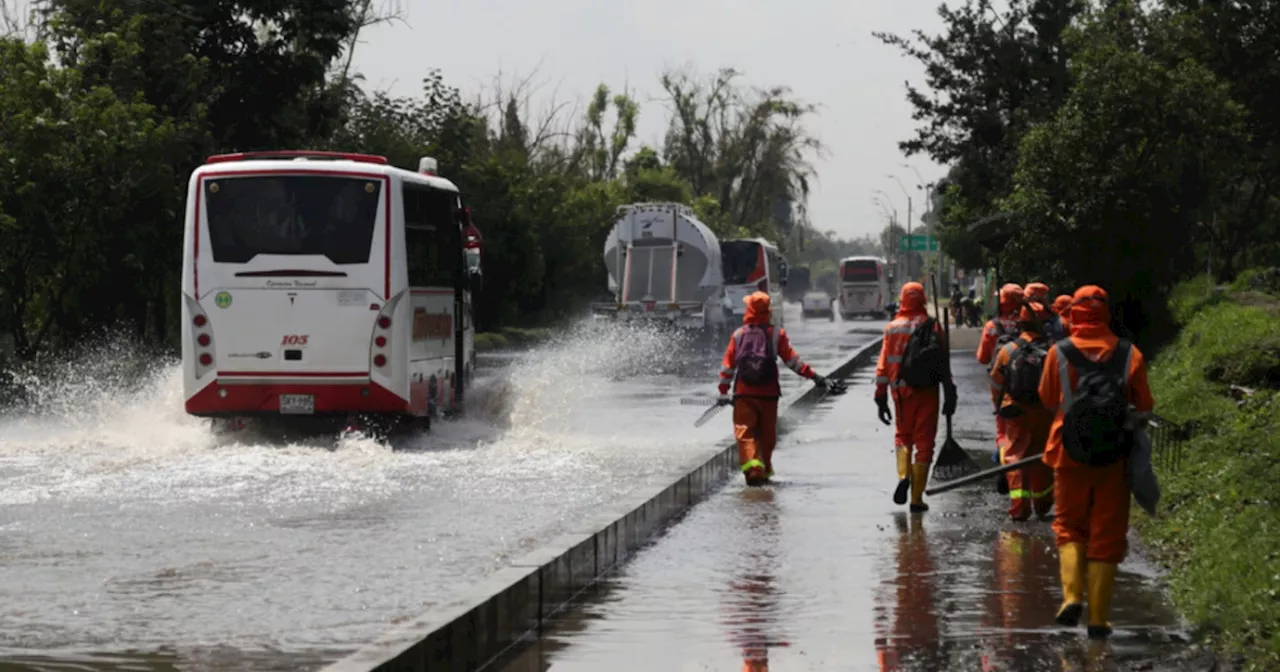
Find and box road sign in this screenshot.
[899,235,939,252]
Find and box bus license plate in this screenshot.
[279,394,314,415]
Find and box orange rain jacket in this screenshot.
[977,284,1025,366]
[718,293,817,398]
[1037,286,1154,563]
[988,304,1055,520]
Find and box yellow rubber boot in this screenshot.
[909,463,930,512]
[1086,562,1119,639]
[1055,542,1086,627]
[893,446,910,505]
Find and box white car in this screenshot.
[801,291,835,321]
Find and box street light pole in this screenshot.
[887,175,913,280]
[873,191,902,283]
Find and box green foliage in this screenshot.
[1140,293,1280,671]
[0,6,831,358]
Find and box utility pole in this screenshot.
[888,175,913,281]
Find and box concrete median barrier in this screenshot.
[319,338,884,672]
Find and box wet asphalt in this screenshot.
[496,354,1189,672]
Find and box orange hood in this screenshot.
[1024,282,1050,303]
[1052,295,1072,319]
[998,283,1025,316]
[743,291,772,325]
[897,282,927,317]
[1069,285,1112,337]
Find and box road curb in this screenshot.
[319,338,884,672]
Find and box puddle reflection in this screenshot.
[874,513,945,671]
[720,487,789,671]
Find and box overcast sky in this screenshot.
[351,0,949,241]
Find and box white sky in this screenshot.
[350,0,949,241]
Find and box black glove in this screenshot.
[812,374,827,387]
[716,394,733,407]
[943,381,957,417]
[876,395,892,426]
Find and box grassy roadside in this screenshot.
[474,326,555,352]
[1137,274,1280,671]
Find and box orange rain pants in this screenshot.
[1001,407,1055,521]
[894,388,939,465]
[734,398,779,476]
[1054,461,1130,563]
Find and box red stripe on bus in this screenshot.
[193,182,201,297]
[218,371,369,378]
[385,176,391,300]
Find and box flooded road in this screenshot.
[0,304,876,670]
[500,355,1189,672]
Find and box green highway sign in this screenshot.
[899,234,939,252]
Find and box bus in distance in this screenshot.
[838,256,889,320]
[180,150,482,437]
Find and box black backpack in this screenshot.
[993,318,1020,349]
[734,325,778,386]
[1058,339,1136,467]
[899,317,946,389]
[1002,336,1051,404]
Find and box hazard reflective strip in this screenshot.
[1009,488,1032,499]
[741,458,765,473]
[1032,485,1054,498]
[887,326,914,335]
[1059,348,1073,411]
[886,355,902,363]
[876,376,890,384]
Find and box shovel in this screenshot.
[927,287,984,484]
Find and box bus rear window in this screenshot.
[204,175,381,264]
[842,262,879,282]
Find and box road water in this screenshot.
[499,356,1189,672]
[0,304,865,670]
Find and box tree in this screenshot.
[876,0,1084,269]
[1003,1,1248,340]
[0,38,179,358]
[659,66,824,240]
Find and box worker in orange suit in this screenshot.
[988,301,1055,521]
[1025,282,1064,340]
[1053,295,1073,334]
[874,282,956,512]
[718,292,836,486]
[978,283,1025,466]
[1038,286,1154,639]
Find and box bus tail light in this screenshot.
[370,292,404,373]
[185,294,217,377]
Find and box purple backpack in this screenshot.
[735,325,778,386]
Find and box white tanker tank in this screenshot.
[591,202,728,333]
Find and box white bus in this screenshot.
[720,238,788,325]
[180,150,482,434]
[838,256,890,320]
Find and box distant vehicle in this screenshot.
[783,265,811,303]
[181,151,482,435]
[838,256,890,320]
[801,291,835,321]
[591,203,728,335]
[721,237,787,326]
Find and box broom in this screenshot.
[929,274,984,484]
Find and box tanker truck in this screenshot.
[591,203,728,335]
